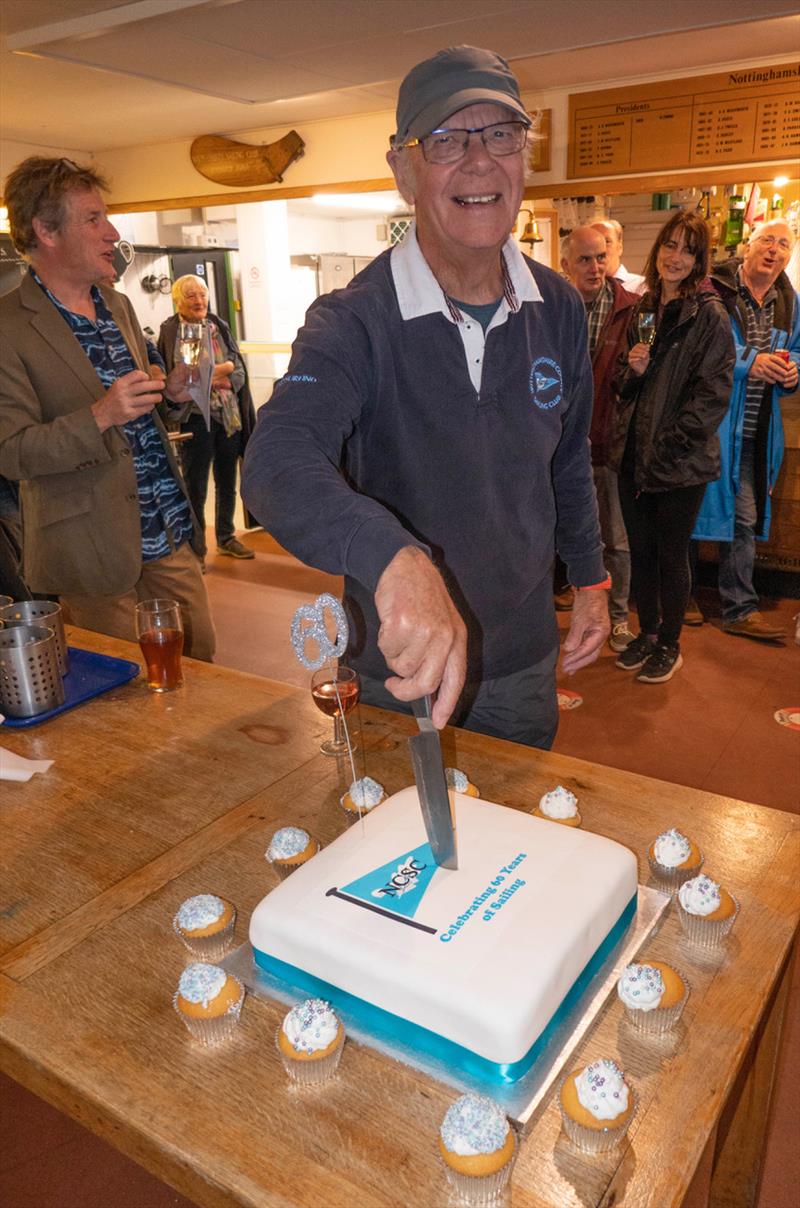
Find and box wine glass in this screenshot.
[310,664,360,756]
[637,311,656,346]
[177,320,204,382]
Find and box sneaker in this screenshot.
[609,621,634,653]
[684,598,704,626]
[615,633,657,670]
[722,611,786,642]
[217,538,255,560]
[636,644,683,683]
[554,587,574,611]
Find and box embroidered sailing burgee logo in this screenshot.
[328,842,439,925]
[530,356,563,410]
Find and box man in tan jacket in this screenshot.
[0,157,214,658]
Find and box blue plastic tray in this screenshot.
[1,646,140,728]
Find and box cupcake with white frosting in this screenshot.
[559,1059,636,1153]
[173,962,244,1045]
[438,1094,517,1203]
[617,961,689,1034]
[276,998,345,1085]
[265,826,319,879]
[340,775,386,817]
[533,785,581,828]
[172,893,236,960]
[445,767,479,797]
[676,874,738,949]
[647,827,703,893]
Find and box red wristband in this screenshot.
[577,576,612,591]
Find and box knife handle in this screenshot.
[411,694,435,731]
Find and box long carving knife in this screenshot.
[408,695,458,869]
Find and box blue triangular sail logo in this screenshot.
[335,842,439,923]
[535,371,558,392]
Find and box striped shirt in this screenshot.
[738,268,777,443]
[32,271,193,562]
[585,278,613,354]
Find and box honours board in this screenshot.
[568,63,800,179]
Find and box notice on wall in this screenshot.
[568,63,800,179]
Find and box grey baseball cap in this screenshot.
[393,46,530,147]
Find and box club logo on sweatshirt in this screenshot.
[530,357,563,410]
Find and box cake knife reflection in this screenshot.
[408,694,458,869]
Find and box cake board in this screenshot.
[223,883,669,1131]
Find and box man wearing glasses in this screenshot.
[243,46,608,746]
[694,219,799,641]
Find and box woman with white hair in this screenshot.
[159,275,256,561]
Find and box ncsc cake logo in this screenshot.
[326,842,439,934]
[530,357,563,410]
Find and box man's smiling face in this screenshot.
[389,102,526,262]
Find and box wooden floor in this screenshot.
[3,531,798,1208]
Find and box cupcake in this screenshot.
[677,874,738,949]
[173,962,244,1046]
[647,827,703,893]
[533,785,581,827]
[438,1094,517,1204]
[560,1059,636,1154]
[445,767,479,797]
[276,998,345,1085]
[173,893,236,960]
[266,826,319,880]
[340,775,386,816]
[617,961,689,1034]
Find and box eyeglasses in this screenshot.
[396,121,528,164]
[752,234,792,252]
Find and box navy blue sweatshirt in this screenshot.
[242,242,604,681]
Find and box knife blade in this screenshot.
[408,695,458,869]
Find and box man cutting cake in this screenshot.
[243,46,609,747]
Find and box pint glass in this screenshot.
[135,599,184,692]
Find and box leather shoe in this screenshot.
[722,611,786,641]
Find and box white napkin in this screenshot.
[0,744,54,783]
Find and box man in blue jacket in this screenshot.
[694,220,798,641]
[243,47,609,746]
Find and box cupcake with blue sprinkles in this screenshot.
[340,775,386,817]
[277,998,345,1085]
[445,767,479,797]
[617,961,690,1035]
[559,1058,636,1154]
[438,1094,517,1203]
[173,893,236,960]
[173,962,244,1046]
[265,826,319,879]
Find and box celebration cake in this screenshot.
[250,788,637,1084]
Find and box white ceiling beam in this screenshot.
[6,0,213,51]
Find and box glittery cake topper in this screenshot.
[290,593,348,671]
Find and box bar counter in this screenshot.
[1,629,798,1208]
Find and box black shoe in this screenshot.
[615,633,657,670]
[684,598,704,626]
[636,644,683,683]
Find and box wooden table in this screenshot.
[1,630,797,1208]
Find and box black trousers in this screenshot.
[179,413,242,553]
[617,474,706,648]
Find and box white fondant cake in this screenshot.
[250,788,637,1079]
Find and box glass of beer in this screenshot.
[310,664,360,755]
[135,599,184,692]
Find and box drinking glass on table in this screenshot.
[135,599,184,692]
[177,321,204,383]
[637,311,656,346]
[310,664,360,756]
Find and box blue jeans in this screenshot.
[718,444,759,623]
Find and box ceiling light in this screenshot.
[772,176,789,187]
[312,193,404,214]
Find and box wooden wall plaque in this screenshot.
[568,63,800,179]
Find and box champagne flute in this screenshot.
[310,664,360,756]
[177,321,204,383]
[637,311,656,346]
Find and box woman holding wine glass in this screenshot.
[609,210,734,683]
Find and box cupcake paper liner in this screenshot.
[172,911,236,961]
[647,852,704,895]
[677,895,739,950]
[624,971,691,1036]
[276,1024,345,1085]
[440,1131,518,1206]
[173,976,244,1046]
[559,1083,638,1155]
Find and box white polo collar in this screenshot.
[390,220,541,323]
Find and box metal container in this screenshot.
[0,624,65,718]
[0,600,68,675]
